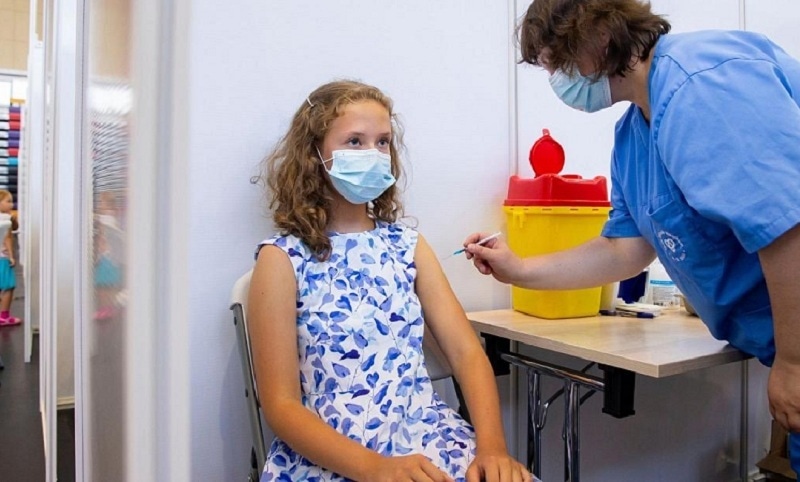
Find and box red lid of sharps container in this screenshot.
[504,129,610,207]
[529,129,565,177]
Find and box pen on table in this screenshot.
[600,309,655,319]
[445,232,502,259]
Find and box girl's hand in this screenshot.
[9,257,15,267]
[465,451,530,482]
[362,454,455,482]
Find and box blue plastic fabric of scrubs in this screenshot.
[601,30,800,366]
[791,432,800,478]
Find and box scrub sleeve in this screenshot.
[656,59,800,255]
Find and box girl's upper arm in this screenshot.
[247,245,303,413]
[414,234,483,367]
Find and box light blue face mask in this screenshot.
[317,148,396,204]
[548,70,613,113]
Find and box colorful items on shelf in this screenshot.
[0,105,21,208]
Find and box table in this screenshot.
[467,309,750,481]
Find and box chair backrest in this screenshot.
[421,318,453,382]
[229,270,268,479]
[229,268,454,478]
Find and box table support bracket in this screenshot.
[482,334,637,481]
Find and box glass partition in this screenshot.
[80,0,131,478]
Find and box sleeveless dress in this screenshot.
[0,215,13,291]
[257,221,477,481]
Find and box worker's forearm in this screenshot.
[517,235,655,290]
[772,292,800,364]
[759,224,800,364]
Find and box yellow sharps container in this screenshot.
[504,130,611,319]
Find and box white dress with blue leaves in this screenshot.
[257,221,476,481]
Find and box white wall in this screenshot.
[187,2,514,480]
[184,1,800,480]
[745,0,800,55]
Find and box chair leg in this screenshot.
[249,446,260,482]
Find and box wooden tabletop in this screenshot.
[467,309,749,378]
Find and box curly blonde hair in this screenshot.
[260,80,406,261]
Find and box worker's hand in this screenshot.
[466,450,531,482]
[362,454,455,482]
[463,232,522,284]
[768,357,800,433]
[8,257,15,267]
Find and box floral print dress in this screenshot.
[257,221,476,481]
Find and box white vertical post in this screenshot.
[738,5,750,478]
[508,0,520,175]
[125,0,191,479]
[23,41,44,365]
[73,1,88,480]
[39,0,58,478]
[739,0,747,31]
[125,0,160,477]
[43,0,81,480]
[160,0,191,478]
[507,0,521,460]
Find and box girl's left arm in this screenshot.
[414,234,529,482]
[4,229,14,266]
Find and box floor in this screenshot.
[0,288,75,481]
[0,300,45,481]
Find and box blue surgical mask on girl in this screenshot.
[317,148,396,204]
[548,70,613,113]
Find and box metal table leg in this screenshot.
[503,352,605,482]
[564,381,581,482]
[528,371,542,478]
[740,360,749,482]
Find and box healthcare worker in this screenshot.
[464,0,800,475]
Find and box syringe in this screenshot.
[444,232,502,259]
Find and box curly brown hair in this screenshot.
[518,0,671,77]
[260,80,405,261]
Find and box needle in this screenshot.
[444,232,502,259]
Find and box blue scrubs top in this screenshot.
[602,31,800,366]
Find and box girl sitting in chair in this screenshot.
[249,80,532,482]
